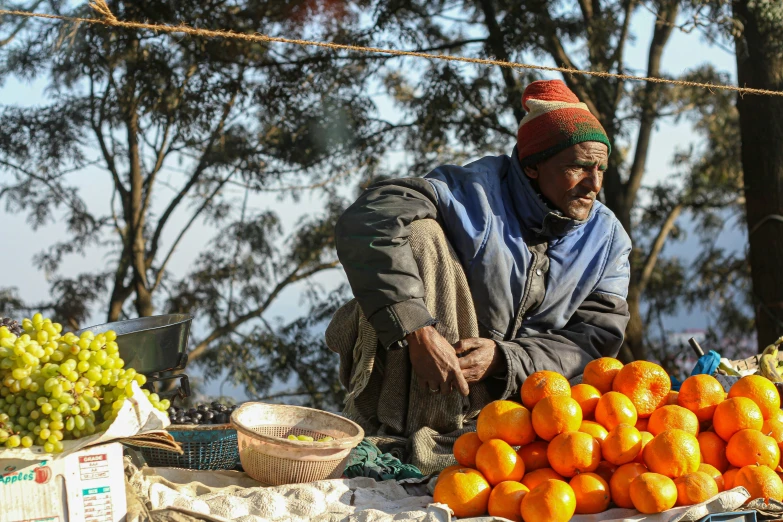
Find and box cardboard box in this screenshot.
[0,442,127,522]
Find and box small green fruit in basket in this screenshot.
[317,436,334,442]
[297,435,314,442]
[287,435,297,441]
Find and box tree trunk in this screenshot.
[619,285,644,362]
[126,106,154,318]
[733,0,783,351]
[107,254,132,322]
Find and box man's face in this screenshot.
[523,141,608,221]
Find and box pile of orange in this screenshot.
[433,360,783,522]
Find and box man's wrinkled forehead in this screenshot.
[551,142,608,166]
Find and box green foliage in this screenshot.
[0,0,396,406]
[0,0,752,404]
[638,65,751,350]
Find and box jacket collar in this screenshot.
[507,146,591,238]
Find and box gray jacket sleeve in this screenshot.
[334,178,441,349]
[489,292,630,399]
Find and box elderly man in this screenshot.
[328,80,631,470]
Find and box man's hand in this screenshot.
[406,326,470,396]
[454,338,505,383]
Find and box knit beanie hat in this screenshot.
[517,80,611,166]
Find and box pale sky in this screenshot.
[0,8,744,399]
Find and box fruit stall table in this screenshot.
[122,462,769,522]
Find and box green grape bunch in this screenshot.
[0,313,170,453]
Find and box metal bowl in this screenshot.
[77,314,192,374]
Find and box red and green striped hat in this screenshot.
[517,80,611,166]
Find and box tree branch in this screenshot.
[612,0,637,113]
[187,261,340,362]
[478,0,524,123]
[149,171,236,293]
[578,0,594,23]
[0,0,45,47]
[624,0,679,213]
[0,159,89,218]
[141,63,197,220]
[140,118,172,212]
[89,75,127,201]
[147,78,243,268]
[638,202,683,295]
[109,184,124,240]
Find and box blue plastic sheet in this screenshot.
[691,350,721,378]
[670,350,721,391]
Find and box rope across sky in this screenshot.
[0,0,780,97]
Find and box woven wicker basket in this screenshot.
[231,402,364,486]
[140,424,238,470]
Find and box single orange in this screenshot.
[520,479,576,522]
[635,418,649,431]
[595,391,638,430]
[674,471,719,506]
[734,464,783,502]
[698,432,730,473]
[667,391,679,405]
[723,467,739,490]
[570,472,611,514]
[713,397,764,442]
[571,384,601,419]
[579,420,609,442]
[476,400,536,446]
[521,371,570,409]
[531,396,582,441]
[547,431,602,478]
[769,409,783,425]
[635,431,654,464]
[764,417,783,455]
[517,441,549,472]
[648,405,700,437]
[595,461,618,484]
[475,439,526,486]
[643,429,700,478]
[699,463,725,492]
[453,432,483,468]
[612,361,671,418]
[630,473,677,513]
[610,462,648,509]
[678,374,725,422]
[728,375,781,420]
[726,429,781,469]
[487,481,528,522]
[433,468,491,518]
[602,424,643,466]
[582,357,623,394]
[521,468,564,491]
